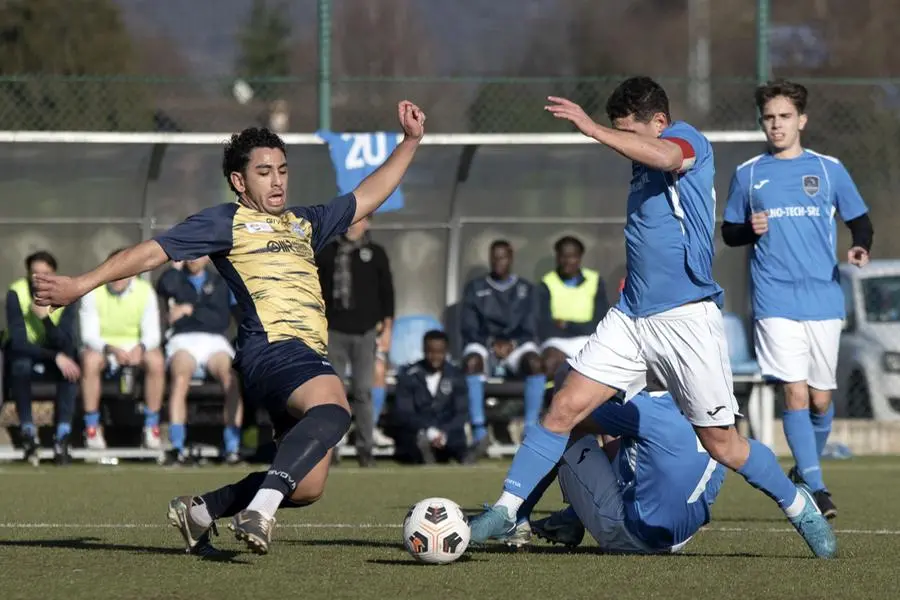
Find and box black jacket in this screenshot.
[317,237,394,335]
[392,360,469,434]
[5,289,77,361]
[156,267,233,336]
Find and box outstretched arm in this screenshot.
[33,241,169,309]
[544,96,688,172]
[352,101,426,222]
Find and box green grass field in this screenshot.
[0,457,898,600]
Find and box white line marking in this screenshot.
[0,523,897,535]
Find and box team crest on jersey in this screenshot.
[517,283,528,299]
[359,247,373,263]
[290,222,306,237]
[439,379,453,396]
[802,175,820,197]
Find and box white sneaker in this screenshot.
[84,427,107,450]
[372,428,394,448]
[143,426,162,450]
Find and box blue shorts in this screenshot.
[236,338,336,438]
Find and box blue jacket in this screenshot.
[460,275,538,347]
[392,361,469,434]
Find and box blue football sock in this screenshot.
[523,374,547,430]
[466,375,487,441]
[144,409,160,429]
[503,425,569,499]
[55,422,71,439]
[84,412,100,429]
[516,464,559,522]
[169,423,186,451]
[737,438,799,510]
[783,409,825,491]
[811,403,835,458]
[223,425,241,454]
[20,422,36,438]
[371,387,386,424]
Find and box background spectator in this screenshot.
[317,215,395,467]
[156,255,243,466]
[3,251,80,465]
[538,236,609,377]
[461,240,545,459]
[79,248,164,451]
[391,330,469,465]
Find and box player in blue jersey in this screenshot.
[723,80,873,520]
[467,76,836,559]
[505,367,725,554]
[33,101,427,556]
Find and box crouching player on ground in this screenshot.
[498,366,727,554]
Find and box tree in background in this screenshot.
[0,0,149,131]
[235,0,292,103]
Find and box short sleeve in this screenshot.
[831,161,868,222]
[661,122,709,172]
[153,204,235,261]
[291,193,357,254]
[723,169,750,224]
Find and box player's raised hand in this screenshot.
[750,211,769,235]
[848,246,869,267]
[31,273,85,309]
[545,96,598,137]
[398,100,426,141]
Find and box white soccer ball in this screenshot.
[402,497,471,564]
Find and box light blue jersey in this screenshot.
[592,391,726,550]
[617,121,724,318]
[723,150,868,321]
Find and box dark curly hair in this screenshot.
[222,127,287,194]
[554,235,585,256]
[605,76,671,124]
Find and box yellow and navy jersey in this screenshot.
[153,194,356,357]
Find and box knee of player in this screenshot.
[307,403,352,448]
[522,352,543,376]
[80,350,105,375]
[464,353,484,374]
[143,349,166,376]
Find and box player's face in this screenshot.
[184,256,209,274]
[760,95,807,153]
[611,112,668,138]
[556,244,582,278]
[28,260,55,279]
[423,339,447,371]
[232,147,289,215]
[490,246,512,278]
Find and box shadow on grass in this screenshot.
[0,537,249,564]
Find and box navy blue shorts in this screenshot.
[235,338,336,438]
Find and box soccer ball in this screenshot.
[402,497,471,564]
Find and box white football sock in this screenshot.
[246,489,285,519]
[495,491,524,520]
[784,489,807,519]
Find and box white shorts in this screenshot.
[165,332,234,372]
[754,318,842,390]
[541,336,590,358]
[558,437,657,554]
[463,341,540,376]
[568,302,739,427]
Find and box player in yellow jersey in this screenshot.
[33,101,426,556]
